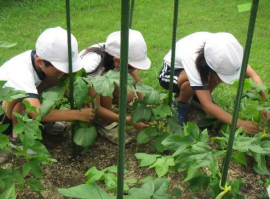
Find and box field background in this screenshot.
[0,0,269,110]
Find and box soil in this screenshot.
[1,105,269,199]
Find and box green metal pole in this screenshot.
[168,0,179,106]
[221,0,259,187]
[129,0,135,28]
[65,0,76,157]
[117,0,130,198]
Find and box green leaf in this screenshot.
[135,83,154,94]
[184,122,200,140]
[154,132,170,153]
[58,183,114,199]
[175,142,223,175]
[131,103,152,123]
[238,3,252,13]
[231,152,247,167]
[40,86,65,117]
[104,173,117,190]
[152,104,171,119]
[85,167,105,184]
[182,166,200,183]
[73,77,88,109]
[125,178,137,184]
[136,127,160,145]
[188,175,210,192]
[22,161,42,178]
[252,153,270,175]
[28,178,45,193]
[135,153,161,167]
[140,176,155,184]
[127,178,170,199]
[149,156,175,177]
[73,126,97,148]
[0,183,16,199]
[172,188,182,197]
[0,85,27,102]
[161,134,195,151]
[142,90,160,105]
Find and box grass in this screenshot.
[0,0,269,110]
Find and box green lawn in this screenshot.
[0,0,269,110]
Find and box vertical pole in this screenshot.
[65,0,76,157]
[168,0,179,106]
[221,0,259,187]
[117,0,130,198]
[129,0,135,28]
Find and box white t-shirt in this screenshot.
[79,43,105,76]
[0,50,44,97]
[164,32,213,89]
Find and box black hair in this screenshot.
[80,44,115,75]
[195,48,216,86]
[42,60,53,67]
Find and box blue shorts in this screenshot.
[158,61,183,93]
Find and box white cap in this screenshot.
[204,33,243,84]
[105,29,151,70]
[36,27,82,73]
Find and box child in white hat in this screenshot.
[0,27,95,140]
[159,32,266,135]
[80,29,151,144]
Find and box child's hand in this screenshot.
[260,110,270,123]
[79,108,95,122]
[133,122,149,131]
[238,119,263,135]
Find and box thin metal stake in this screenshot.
[117,0,130,198]
[65,0,76,157]
[221,0,259,187]
[168,0,179,106]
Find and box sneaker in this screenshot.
[178,102,189,126]
[98,122,133,144]
[43,122,66,135]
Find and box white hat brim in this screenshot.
[51,56,83,74]
[218,69,240,84]
[129,57,151,71]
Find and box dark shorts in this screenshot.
[158,61,183,93]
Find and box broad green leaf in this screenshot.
[172,188,182,197]
[0,41,17,48]
[238,3,252,13]
[135,153,161,167]
[58,183,114,199]
[252,153,270,175]
[104,173,117,190]
[0,124,9,135]
[140,176,155,184]
[182,166,200,183]
[231,152,247,167]
[175,142,223,175]
[127,178,170,199]
[142,90,160,105]
[105,166,118,173]
[149,156,175,177]
[166,115,184,135]
[92,75,115,97]
[28,178,45,193]
[136,127,160,145]
[188,175,210,192]
[0,86,27,102]
[22,162,42,178]
[29,141,51,158]
[135,83,154,94]
[199,129,209,144]
[0,183,16,199]
[40,86,65,117]
[73,77,88,109]
[131,103,152,123]
[125,178,137,184]
[11,171,24,189]
[73,126,97,148]
[152,103,171,120]
[85,167,105,183]
[154,132,170,153]
[184,122,200,140]
[161,134,195,151]
[0,134,11,152]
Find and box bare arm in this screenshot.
[25,98,95,123]
[196,90,260,134]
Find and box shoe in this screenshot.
[178,102,189,126]
[190,95,216,110]
[98,122,133,145]
[43,122,66,135]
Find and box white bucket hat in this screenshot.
[105,29,151,70]
[204,33,243,84]
[36,27,82,73]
